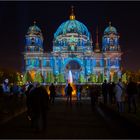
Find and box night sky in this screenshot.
[0,1,140,72]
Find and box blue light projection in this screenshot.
[24,19,122,83]
[102,23,120,52]
[100,59,104,67]
[54,20,90,38]
[93,59,96,67]
[104,26,117,34]
[42,59,47,67]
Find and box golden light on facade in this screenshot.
[70,83,76,96]
[110,69,115,82]
[70,15,75,20]
[29,70,36,80]
[46,86,50,95]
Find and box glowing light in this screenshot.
[24,10,122,88]
[29,70,36,80]
[68,70,73,83]
[67,70,76,96]
[110,69,115,82]
[71,84,76,96]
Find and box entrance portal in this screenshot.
[65,60,82,83]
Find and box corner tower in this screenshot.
[102,22,120,52]
[102,22,122,82]
[24,21,44,81]
[25,21,44,52]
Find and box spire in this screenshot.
[96,27,99,44]
[94,26,100,53]
[70,5,75,20]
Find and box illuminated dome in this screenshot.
[104,22,117,34]
[27,21,41,35]
[54,6,90,38]
[53,6,93,53]
[54,19,90,38]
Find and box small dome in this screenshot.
[54,19,90,38]
[104,22,117,34]
[27,21,41,35]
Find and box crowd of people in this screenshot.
[101,78,139,113]
[0,79,27,116]
[0,77,140,132]
[0,79,25,96]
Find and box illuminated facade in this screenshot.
[24,8,122,83]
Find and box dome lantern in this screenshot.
[69,5,75,20]
[27,21,41,35]
[104,21,117,34]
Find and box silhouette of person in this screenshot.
[0,84,3,94]
[108,82,116,104]
[25,84,34,120]
[65,83,68,97]
[28,83,49,131]
[126,77,138,113]
[49,83,56,103]
[76,85,82,102]
[102,80,108,104]
[67,83,73,104]
[114,78,125,113]
[90,85,98,108]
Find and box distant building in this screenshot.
[24,7,122,83]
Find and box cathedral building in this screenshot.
[24,8,122,84]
